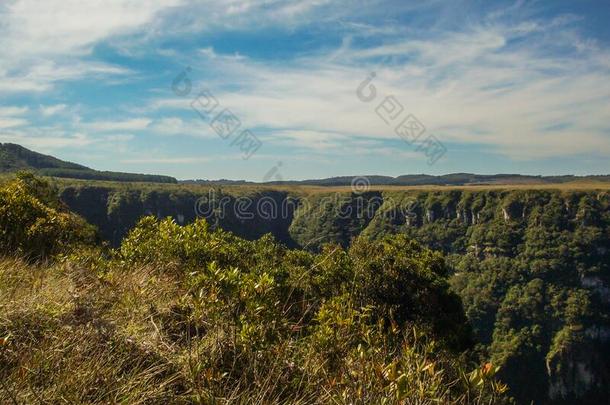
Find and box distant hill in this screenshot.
[185,173,610,187]
[3,143,608,186]
[0,143,177,183]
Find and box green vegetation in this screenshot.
[0,143,88,172]
[0,176,510,404]
[367,190,610,404]
[0,172,96,260]
[50,181,610,403]
[2,161,609,404]
[0,143,177,183]
[39,167,178,183]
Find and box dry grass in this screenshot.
[0,257,188,404]
[0,257,330,404]
[0,254,507,404]
[43,173,610,197]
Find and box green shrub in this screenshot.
[0,173,96,260]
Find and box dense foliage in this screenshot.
[0,177,510,404]
[39,168,178,183]
[56,183,610,403]
[366,190,610,404]
[0,173,96,259]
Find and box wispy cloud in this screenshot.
[121,156,212,164]
[40,104,67,117]
[147,117,218,138]
[81,118,152,132]
[0,106,29,129]
[161,8,609,161]
[0,107,29,116]
[1,0,609,178]
[0,118,28,129]
[0,0,172,93]
[0,130,94,151]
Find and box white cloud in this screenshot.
[264,130,348,151]
[82,118,152,132]
[40,104,67,117]
[0,118,28,129]
[0,60,132,94]
[0,0,180,94]
[262,129,425,161]
[0,130,95,151]
[0,106,29,116]
[121,156,212,164]
[104,134,135,142]
[0,106,29,129]
[78,116,218,139]
[1,0,183,59]
[158,14,609,160]
[147,117,217,138]
[154,0,347,35]
[147,98,191,111]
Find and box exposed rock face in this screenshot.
[581,275,610,303]
[585,326,610,341]
[548,359,596,401]
[502,208,510,222]
[547,334,607,402]
[426,209,435,223]
[456,209,471,225]
[502,199,524,222]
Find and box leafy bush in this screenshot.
[0,172,96,259]
[109,216,509,403]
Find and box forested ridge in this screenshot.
[0,143,177,184]
[54,181,610,404]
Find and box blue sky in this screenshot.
[0,0,609,181]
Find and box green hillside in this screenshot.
[0,143,177,183]
[0,142,88,171]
